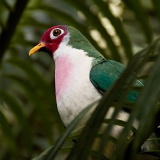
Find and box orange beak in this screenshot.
[29,42,45,56]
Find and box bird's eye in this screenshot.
[53,29,61,36]
[50,28,64,39]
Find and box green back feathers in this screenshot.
[90,60,125,93]
[90,60,143,103]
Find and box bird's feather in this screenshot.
[90,59,143,103]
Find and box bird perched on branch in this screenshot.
[29,25,159,159]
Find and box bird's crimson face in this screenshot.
[29,25,67,57]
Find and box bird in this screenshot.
[29,25,159,159]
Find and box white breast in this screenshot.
[53,44,101,126]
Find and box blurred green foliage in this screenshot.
[0,0,160,160]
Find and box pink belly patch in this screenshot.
[55,56,73,99]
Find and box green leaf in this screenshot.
[0,90,32,152]
[93,0,133,60]
[152,0,160,23]
[123,0,153,43]
[0,108,16,152]
[3,74,56,142]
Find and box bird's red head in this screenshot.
[29,25,68,57]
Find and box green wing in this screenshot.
[90,60,143,102]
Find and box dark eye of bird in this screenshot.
[53,29,61,36]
